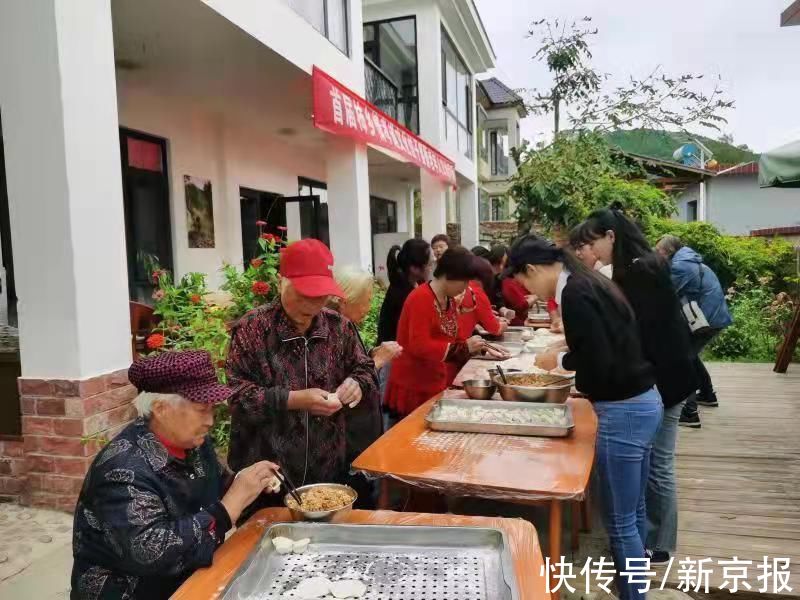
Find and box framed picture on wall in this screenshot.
[184,175,215,248]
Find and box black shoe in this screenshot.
[679,410,701,428]
[646,549,671,565]
[696,392,719,407]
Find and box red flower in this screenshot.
[190,294,201,304]
[276,226,288,232]
[261,233,278,243]
[250,258,264,268]
[216,359,226,368]
[252,281,271,296]
[151,270,163,284]
[146,334,165,350]
[256,220,267,227]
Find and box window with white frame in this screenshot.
[488,128,509,176]
[441,28,473,159]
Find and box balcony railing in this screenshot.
[364,58,398,122]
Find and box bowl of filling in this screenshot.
[284,483,357,521]
[492,371,574,403]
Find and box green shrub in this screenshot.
[358,284,385,350]
[646,219,797,291]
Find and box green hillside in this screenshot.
[604,129,759,166]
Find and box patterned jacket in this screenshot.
[226,302,381,517]
[71,419,232,600]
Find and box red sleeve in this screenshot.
[502,278,528,325]
[398,288,450,363]
[547,298,558,312]
[473,284,502,335]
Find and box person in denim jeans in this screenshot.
[574,210,698,565]
[508,235,660,600]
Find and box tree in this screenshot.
[526,18,734,136]
[526,18,601,135]
[510,133,676,236]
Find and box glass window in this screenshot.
[687,200,698,222]
[489,129,509,176]
[363,17,418,132]
[479,191,491,222]
[285,0,348,55]
[491,197,510,221]
[441,29,473,158]
[326,0,348,54]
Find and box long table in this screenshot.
[352,388,597,595]
[173,508,550,600]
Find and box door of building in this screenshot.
[119,129,172,302]
[240,188,285,264]
[294,177,330,247]
[0,112,16,327]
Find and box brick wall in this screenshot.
[18,369,135,512]
[479,221,519,247]
[0,440,25,503]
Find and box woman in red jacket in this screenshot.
[501,276,536,325]
[385,248,500,418]
[446,258,508,381]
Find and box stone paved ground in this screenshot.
[0,503,72,599]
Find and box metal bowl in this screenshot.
[462,379,497,400]
[492,372,575,404]
[284,483,357,521]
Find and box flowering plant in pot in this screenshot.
[221,222,285,320]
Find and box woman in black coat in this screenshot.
[573,208,697,564]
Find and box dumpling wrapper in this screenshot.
[294,576,331,599]
[271,536,294,554]
[292,537,310,554]
[330,579,367,599]
[266,476,281,494]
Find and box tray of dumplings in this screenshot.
[219,521,519,599]
[426,398,574,437]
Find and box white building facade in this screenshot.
[0,0,495,508]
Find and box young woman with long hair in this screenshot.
[378,239,433,345]
[507,235,660,600]
[573,207,697,564]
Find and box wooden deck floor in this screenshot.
[665,362,800,594]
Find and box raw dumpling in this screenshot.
[266,476,281,494]
[294,576,331,599]
[330,579,367,599]
[271,536,294,554]
[292,537,310,554]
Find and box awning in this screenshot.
[759,140,800,188]
[312,67,456,185]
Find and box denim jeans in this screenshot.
[594,388,664,600]
[377,363,393,431]
[646,399,685,553]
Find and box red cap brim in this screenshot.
[288,275,344,298]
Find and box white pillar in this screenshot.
[420,171,447,244]
[406,187,416,236]
[326,139,372,271]
[0,0,131,379]
[458,182,480,249]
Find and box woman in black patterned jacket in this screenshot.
[71,351,279,600]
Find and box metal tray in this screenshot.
[220,522,519,600]
[426,398,574,437]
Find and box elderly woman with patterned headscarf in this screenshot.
[71,350,280,600]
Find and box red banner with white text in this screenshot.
[312,66,456,185]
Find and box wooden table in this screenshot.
[173,508,550,600]
[352,395,597,595]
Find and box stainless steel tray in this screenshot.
[426,398,574,437]
[220,522,519,600]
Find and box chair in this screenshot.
[130,301,159,358]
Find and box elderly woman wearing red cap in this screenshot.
[226,239,381,522]
[70,350,280,600]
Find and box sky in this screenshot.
[473,0,800,153]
